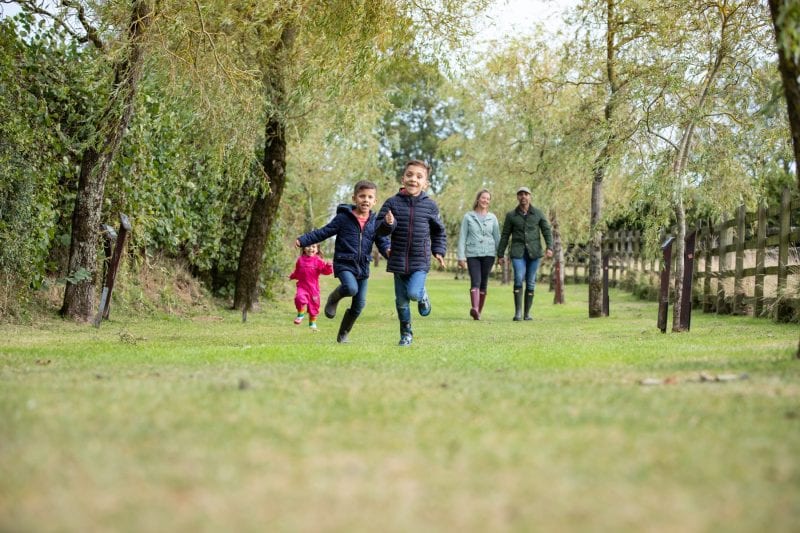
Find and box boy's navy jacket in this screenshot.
[377,189,447,274]
[297,204,390,280]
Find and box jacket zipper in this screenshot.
[405,200,414,274]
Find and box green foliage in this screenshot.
[0,15,106,317]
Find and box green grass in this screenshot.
[1,270,798,532]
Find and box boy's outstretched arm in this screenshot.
[297,216,341,247]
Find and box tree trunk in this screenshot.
[233,116,287,311]
[550,208,565,304]
[588,174,605,316]
[60,0,153,321]
[767,0,800,357]
[671,196,687,331]
[589,0,621,318]
[233,23,296,312]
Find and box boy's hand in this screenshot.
[384,210,394,225]
[457,260,466,269]
[545,248,554,259]
[434,254,445,268]
[497,256,505,265]
[294,239,301,248]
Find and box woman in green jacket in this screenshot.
[496,186,553,321]
[457,189,500,320]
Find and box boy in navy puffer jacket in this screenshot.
[377,160,447,346]
[296,180,390,343]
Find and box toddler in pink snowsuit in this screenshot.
[289,244,333,330]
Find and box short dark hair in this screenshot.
[353,180,377,194]
[403,159,431,177]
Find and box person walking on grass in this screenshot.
[457,188,500,320]
[377,159,447,347]
[289,243,333,331]
[497,186,553,321]
[295,180,390,343]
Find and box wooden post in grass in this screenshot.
[776,187,792,321]
[716,218,730,314]
[754,203,767,317]
[94,214,131,327]
[702,221,714,313]
[679,229,696,331]
[602,254,609,316]
[733,205,746,315]
[658,236,675,333]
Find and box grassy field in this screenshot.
[1,270,798,532]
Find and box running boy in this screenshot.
[295,180,390,343]
[377,160,447,346]
[289,244,333,331]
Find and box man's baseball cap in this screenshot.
[516,186,531,194]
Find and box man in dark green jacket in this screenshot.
[497,186,553,321]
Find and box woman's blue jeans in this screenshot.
[337,271,368,317]
[393,271,428,323]
[511,256,542,291]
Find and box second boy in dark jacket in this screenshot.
[296,180,390,343]
[377,160,447,346]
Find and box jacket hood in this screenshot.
[336,203,375,221]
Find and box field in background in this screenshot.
[1,271,798,532]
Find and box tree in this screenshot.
[58,0,155,320]
[638,0,773,331]
[232,0,490,312]
[766,0,800,357]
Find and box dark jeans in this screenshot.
[337,271,368,317]
[466,256,495,291]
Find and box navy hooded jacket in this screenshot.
[297,205,390,280]
[377,189,447,274]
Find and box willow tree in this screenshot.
[566,0,661,317]
[638,0,773,331]
[232,0,490,312]
[50,0,156,321]
[767,0,800,357]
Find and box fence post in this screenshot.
[554,260,565,304]
[679,229,696,331]
[94,213,132,327]
[754,203,767,318]
[658,236,675,333]
[776,187,792,321]
[602,253,609,316]
[733,205,746,315]
[716,219,730,314]
[702,221,714,313]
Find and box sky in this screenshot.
[476,0,572,43]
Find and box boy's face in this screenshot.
[402,164,429,197]
[352,187,377,215]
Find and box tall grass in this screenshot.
[1,271,798,532]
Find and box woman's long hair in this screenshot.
[473,189,491,210]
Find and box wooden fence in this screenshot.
[444,188,800,322]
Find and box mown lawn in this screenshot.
[1,270,798,532]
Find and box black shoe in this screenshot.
[324,289,342,319]
[418,291,431,317]
[337,309,357,343]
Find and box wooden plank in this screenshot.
[734,205,746,314]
